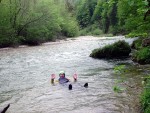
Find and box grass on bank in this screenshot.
[141,77,150,113]
[79,24,113,37]
[132,47,150,64]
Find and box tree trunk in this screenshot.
[144,0,150,20]
[104,16,110,33]
[17,14,46,36]
[144,10,150,20]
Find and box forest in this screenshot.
[76,0,150,36]
[0,0,79,47]
[0,0,150,47]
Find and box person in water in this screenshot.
[58,71,70,84]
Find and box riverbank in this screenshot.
[130,36,150,113]
[0,37,74,50]
[88,35,150,113]
[0,36,125,50]
[141,78,150,113]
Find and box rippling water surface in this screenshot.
[0,36,148,113]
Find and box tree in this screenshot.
[117,0,150,34]
[0,0,79,47]
[76,0,90,28]
[144,0,150,20]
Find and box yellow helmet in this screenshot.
[59,71,65,75]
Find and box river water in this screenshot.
[0,36,149,113]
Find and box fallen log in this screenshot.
[0,104,10,113]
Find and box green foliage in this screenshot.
[0,37,19,48]
[79,29,88,36]
[61,18,79,37]
[1,0,150,47]
[117,0,150,34]
[76,0,150,37]
[129,33,149,58]
[79,23,103,36]
[76,0,97,28]
[126,33,148,38]
[77,0,119,33]
[90,40,131,59]
[114,65,126,74]
[92,29,103,35]
[113,65,127,93]
[132,47,150,64]
[141,77,150,113]
[113,85,125,93]
[91,0,103,22]
[0,0,79,47]
[24,27,47,45]
[113,85,122,93]
[109,26,120,35]
[76,0,91,28]
[0,27,20,47]
[131,39,143,50]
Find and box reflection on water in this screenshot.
[0,36,148,113]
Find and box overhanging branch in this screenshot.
[17,14,47,36]
[12,7,21,28]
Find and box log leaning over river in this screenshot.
[0,104,10,113]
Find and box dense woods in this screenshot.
[0,0,150,47]
[0,0,79,47]
[76,0,150,36]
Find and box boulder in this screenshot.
[90,40,131,59]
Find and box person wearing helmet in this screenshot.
[58,71,69,84]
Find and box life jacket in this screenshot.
[58,77,69,84]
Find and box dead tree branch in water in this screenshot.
[0,104,10,113]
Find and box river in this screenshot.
[0,36,149,113]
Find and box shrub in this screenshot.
[131,38,143,50]
[126,32,148,38]
[92,29,103,35]
[79,23,103,36]
[61,19,79,37]
[24,27,46,46]
[0,37,12,48]
[90,40,131,59]
[141,78,150,113]
[109,26,122,35]
[132,47,150,64]
[79,28,88,36]
[0,36,21,48]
